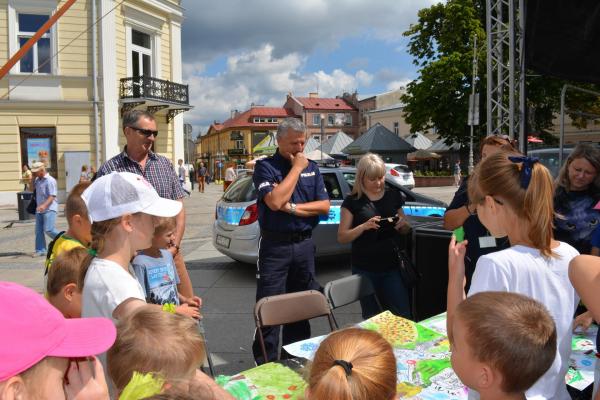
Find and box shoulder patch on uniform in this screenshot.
[258,181,272,190]
[300,171,316,178]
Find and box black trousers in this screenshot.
[252,236,320,364]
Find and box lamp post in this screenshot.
[320,113,325,162]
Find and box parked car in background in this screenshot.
[213,166,447,264]
[528,147,573,177]
[385,163,415,189]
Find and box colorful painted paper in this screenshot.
[284,311,467,399]
[421,313,598,391]
[566,326,597,390]
[218,361,307,400]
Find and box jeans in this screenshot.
[352,266,411,320]
[35,211,60,253]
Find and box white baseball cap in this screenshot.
[82,172,182,222]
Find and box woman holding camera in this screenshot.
[338,153,411,319]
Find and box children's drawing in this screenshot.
[218,362,307,400]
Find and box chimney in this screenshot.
[309,92,318,98]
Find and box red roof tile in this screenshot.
[296,97,356,111]
[216,107,298,131]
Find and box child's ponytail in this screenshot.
[78,217,123,290]
[523,161,555,257]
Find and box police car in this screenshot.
[213,166,447,264]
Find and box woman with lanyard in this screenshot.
[338,153,411,319]
[554,143,600,255]
[444,135,515,289]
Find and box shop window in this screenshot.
[20,127,57,176]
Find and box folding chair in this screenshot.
[254,290,336,363]
[197,320,215,377]
[324,274,383,328]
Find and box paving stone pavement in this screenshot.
[0,182,455,375]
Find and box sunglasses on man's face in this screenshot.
[128,126,159,137]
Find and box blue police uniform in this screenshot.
[251,149,329,364]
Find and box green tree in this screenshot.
[401,0,485,146]
[402,0,600,146]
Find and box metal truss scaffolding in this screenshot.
[486,0,525,149]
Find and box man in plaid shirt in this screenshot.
[97,109,194,298]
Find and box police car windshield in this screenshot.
[222,176,257,203]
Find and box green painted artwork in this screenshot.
[415,359,452,386]
[219,363,307,400]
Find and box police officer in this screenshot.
[252,117,331,364]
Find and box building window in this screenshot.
[235,140,244,150]
[312,135,321,143]
[394,122,399,135]
[20,127,57,176]
[327,114,335,126]
[326,135,334,141]
[131,29,153,77]
[17,13,52,74]
[312,114,321,126]
[345,113,352,126]
[253,117,278,123]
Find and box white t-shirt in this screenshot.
[469,243,579,400]
[82,258,145,323]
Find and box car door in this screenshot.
[313,170,351,257]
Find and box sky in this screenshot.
[180,0,439,137]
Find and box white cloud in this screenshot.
[184,44,373,131]
[386,79,413,91]
[180,0,438,63]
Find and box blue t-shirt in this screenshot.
[132,250,180,306]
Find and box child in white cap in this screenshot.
[0,281,115,399]
[79,172,183,324]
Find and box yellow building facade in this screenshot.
[0,0,190,205]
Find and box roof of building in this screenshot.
[367,102,405,113]
[342,123,416,154]
[209,107,298,133]
[320,130,354,155]
[303,137,321,154]
[404,132,432,150]
[428,138,462,152]
[296,97,356,111]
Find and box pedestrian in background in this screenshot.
[31,162,60,257]
[224,163,237,191]
[251,117,330,364]
[79,165,90,183]
[197,162,207,193]
[177,159,190,196]
[453,160,461,187]
[189,163,195,191]
[20,164,32,192]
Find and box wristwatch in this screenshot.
[289,202,297,215]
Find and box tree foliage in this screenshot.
[401,0,600,147]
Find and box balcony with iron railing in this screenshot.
[119,76,192,121]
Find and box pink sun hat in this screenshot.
[0,281,116,381]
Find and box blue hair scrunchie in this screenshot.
[508,156,540,189]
